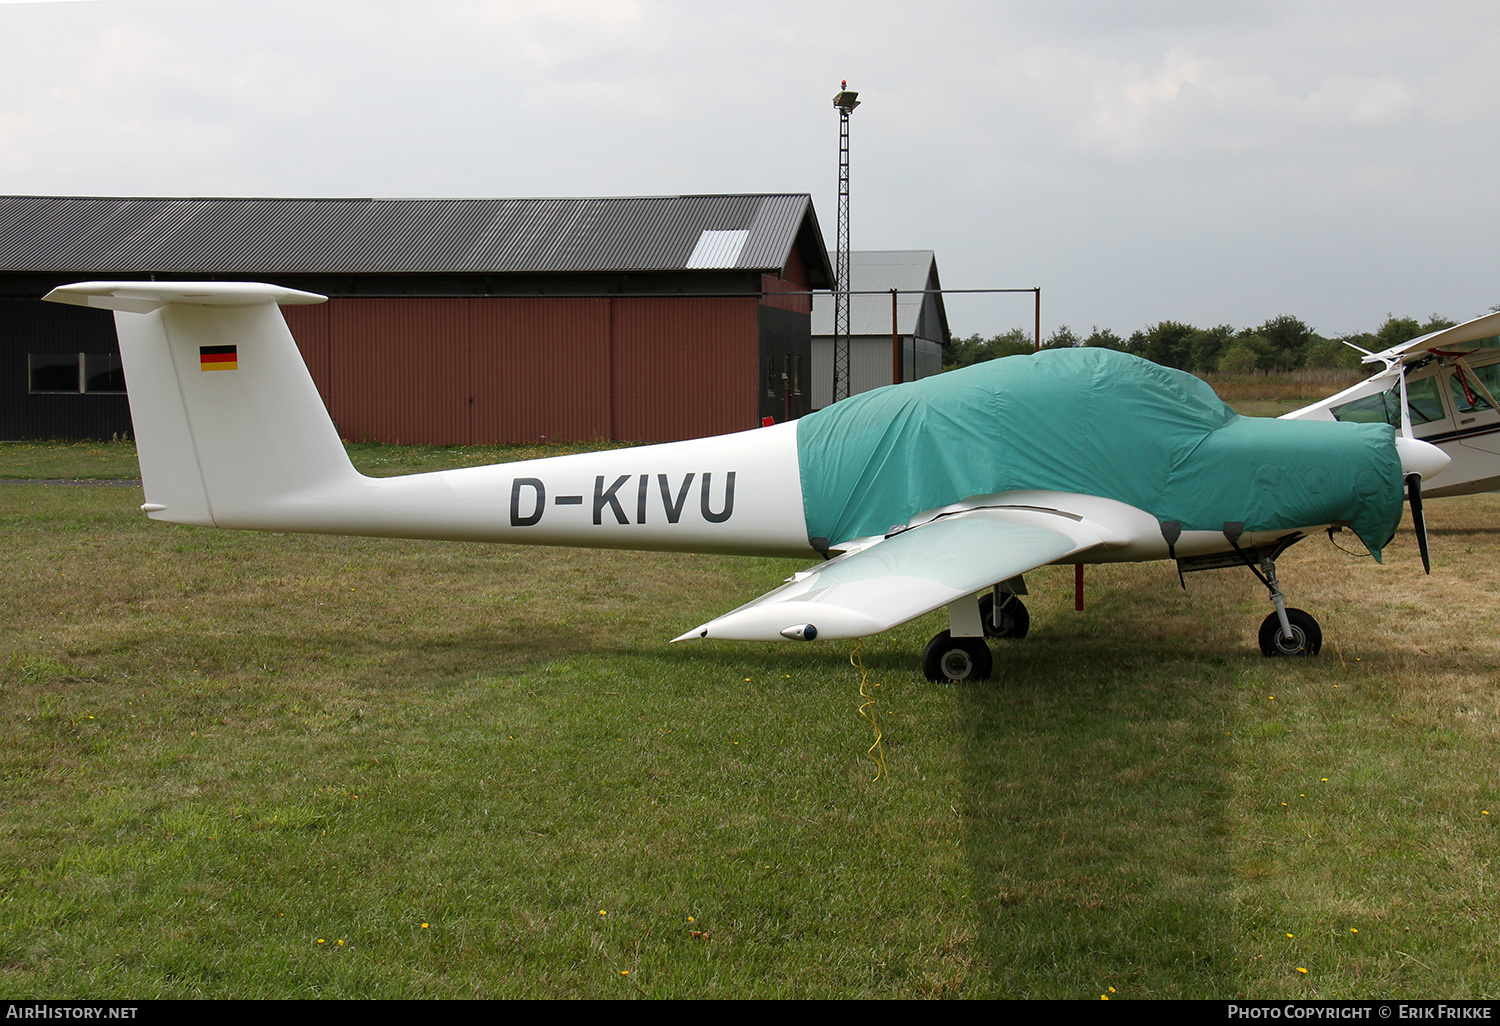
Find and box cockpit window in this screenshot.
[1331,376,1445,427]
[1404,376,1446,424]
[1331,387,1400,426]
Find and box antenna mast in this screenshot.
[832,82,860,402]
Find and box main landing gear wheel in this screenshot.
[1258,608,1322,657]
[977,593,1030,639]
[922,631,994,682]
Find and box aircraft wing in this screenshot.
[671,506,1109,642]
[1366,310,1500,365]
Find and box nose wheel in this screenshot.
[1249,554,1322,658]
[1216,526,1325,659]
[1258,608,1321,657]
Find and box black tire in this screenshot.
[1258,608,1322,657]
[977,593,1030,639]
[921,631,994,682]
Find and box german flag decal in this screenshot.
[200,345,237,371]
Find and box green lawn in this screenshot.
[0,443,1496,998]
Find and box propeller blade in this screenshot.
[1406,472,1431,574]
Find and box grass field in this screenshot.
[1,422,1497,999]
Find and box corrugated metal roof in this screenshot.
[812,250,944,337]
[0,194,831,282]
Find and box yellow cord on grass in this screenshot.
[852,640,888,782]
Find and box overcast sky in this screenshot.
[2,0,1497,340]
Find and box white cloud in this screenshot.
[1304,74,1418,128]
[1,0,1498,333]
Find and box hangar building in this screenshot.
[810,250,950,409]
[0,194,833,443]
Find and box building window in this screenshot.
[84,353,126,393]
[28,354,126,394]
[28,353,80,393]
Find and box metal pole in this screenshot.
[833,84,859,402]
[1034,287,1041,352]
[891,288,900,384]
[834,111,851,401]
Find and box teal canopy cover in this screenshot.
[796,348,1405,558]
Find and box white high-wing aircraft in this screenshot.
[45,281,1451,682]
[1284,310,1500,499]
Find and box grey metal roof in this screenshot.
[812,250,947,338]
[0,194,832,283]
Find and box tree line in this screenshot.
[944,314,1464,375]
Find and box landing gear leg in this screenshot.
[1263,556,1294,642]
[1256,557,1321,657]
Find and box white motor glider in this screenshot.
[44,281,1451,682]
[1285,310,1500,500]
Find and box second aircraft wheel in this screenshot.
[977,593,1030,639]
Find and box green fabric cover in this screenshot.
[797,348,1405,558]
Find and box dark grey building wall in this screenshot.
[1,300,131,440]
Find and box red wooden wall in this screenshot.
[282,295,764,444]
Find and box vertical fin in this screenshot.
[43,282,356,526]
